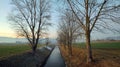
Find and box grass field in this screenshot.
[0,44,43,59]
[0,44,54,67]
[74,41,120,49]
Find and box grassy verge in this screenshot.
[0,44,44,59]
[0,46,54,67]
[60,41,120,67]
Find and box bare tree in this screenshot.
[66,0,120,62]
[65,0,120,63]
[57,10,83,67]
[8,0,51,54]
[45,37,49,46]
[58,9,82,56]
[57,22,68,49]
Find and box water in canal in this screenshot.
[44,46,66,67]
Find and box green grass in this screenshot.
[74,42,120,49]
[0,44,44,59]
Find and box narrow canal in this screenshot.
[44,46,66,67]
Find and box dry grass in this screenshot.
[60,45,120,67]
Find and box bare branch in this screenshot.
[90,0,107,32]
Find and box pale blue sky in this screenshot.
[0,0,15,37]
[0,0,120,40]
[0,0,58,38]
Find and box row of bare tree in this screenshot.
[57,10,83,56]
[57,0,120,63]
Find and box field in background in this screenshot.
[0,44,43,59]
[74,41,120,49]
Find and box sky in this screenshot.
[0,0,58,38]
[0,0,15,37]
[0,0,120,40]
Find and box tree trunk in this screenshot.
[85,30,93,63]
[32,44,37,55]
[68,43,72,67]
[70,45,72,56]
[68,39,72,56]
[69,40,72,56]
[68,45,72,56]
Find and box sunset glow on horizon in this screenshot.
[0,32,16,38]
